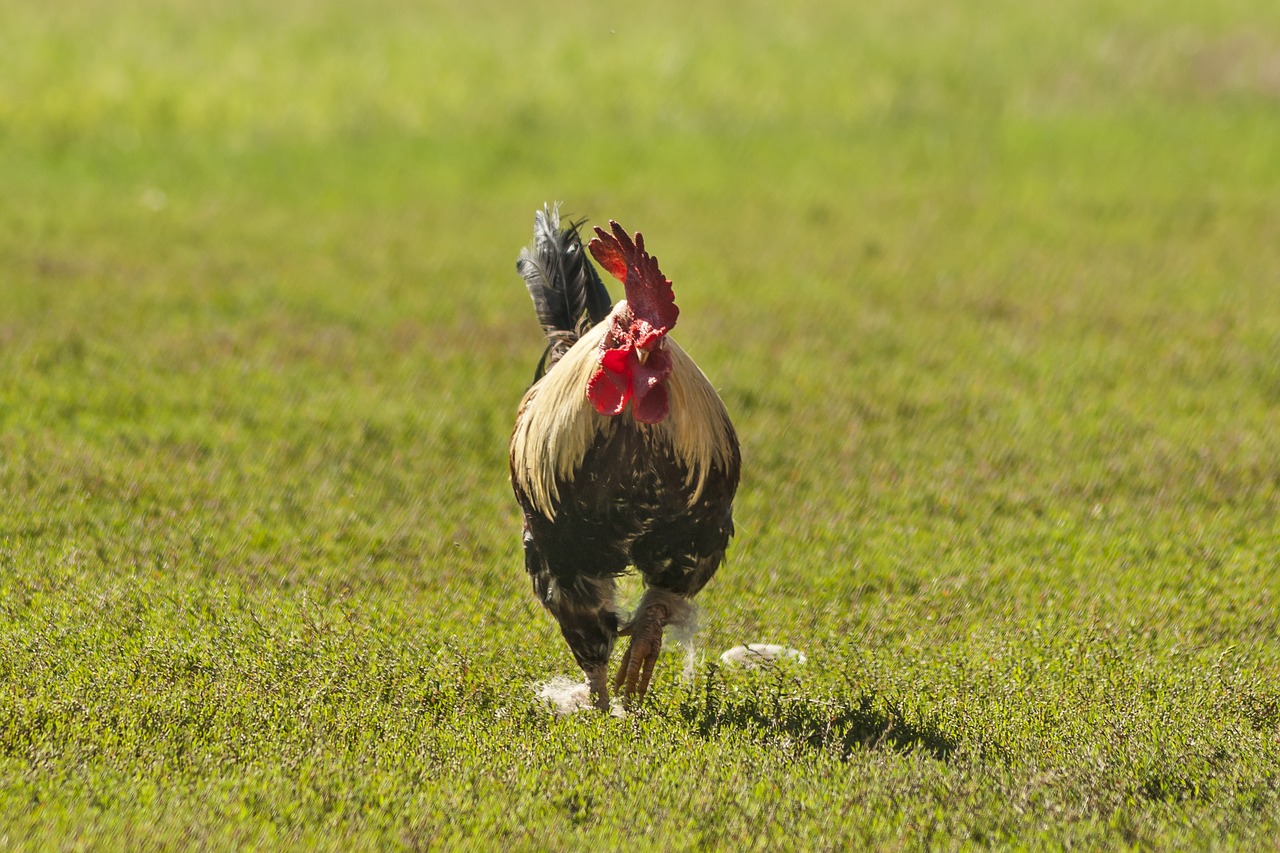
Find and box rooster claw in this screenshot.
[613,605,667,705]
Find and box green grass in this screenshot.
[3,0,1280,847]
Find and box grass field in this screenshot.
[3,0,1280,847]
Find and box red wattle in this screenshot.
[586,367,628,415]
[587,339,672,423]
[599,345,632,375]
[631,381,669,424]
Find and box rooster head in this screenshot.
[585,221,680,424]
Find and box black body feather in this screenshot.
[518,419,739,673]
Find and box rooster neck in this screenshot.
[510,320,737,521]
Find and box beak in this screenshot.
[636,348,650,365]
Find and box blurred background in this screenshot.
[2,0,1279,842]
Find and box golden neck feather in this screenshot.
[511,315,735,520]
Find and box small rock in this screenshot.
[719,644,807,668]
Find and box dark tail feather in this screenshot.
[517,203,613,380]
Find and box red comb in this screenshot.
[588,221,679,343]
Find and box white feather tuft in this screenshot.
[662,596,700,683]
[534,677,626,717]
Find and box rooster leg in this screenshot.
[614,605,665,704]
[533,570,618,711]
[524,526,622,711]
[555,594,618,710]
[557,602,617,711]
[614,587,693,705]
[583,664,611,711]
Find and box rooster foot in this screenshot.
[613,601,668,705]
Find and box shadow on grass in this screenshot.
[679,669,955,762]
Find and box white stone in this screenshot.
[719,644,807,668]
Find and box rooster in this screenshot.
[510,204,740,710]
